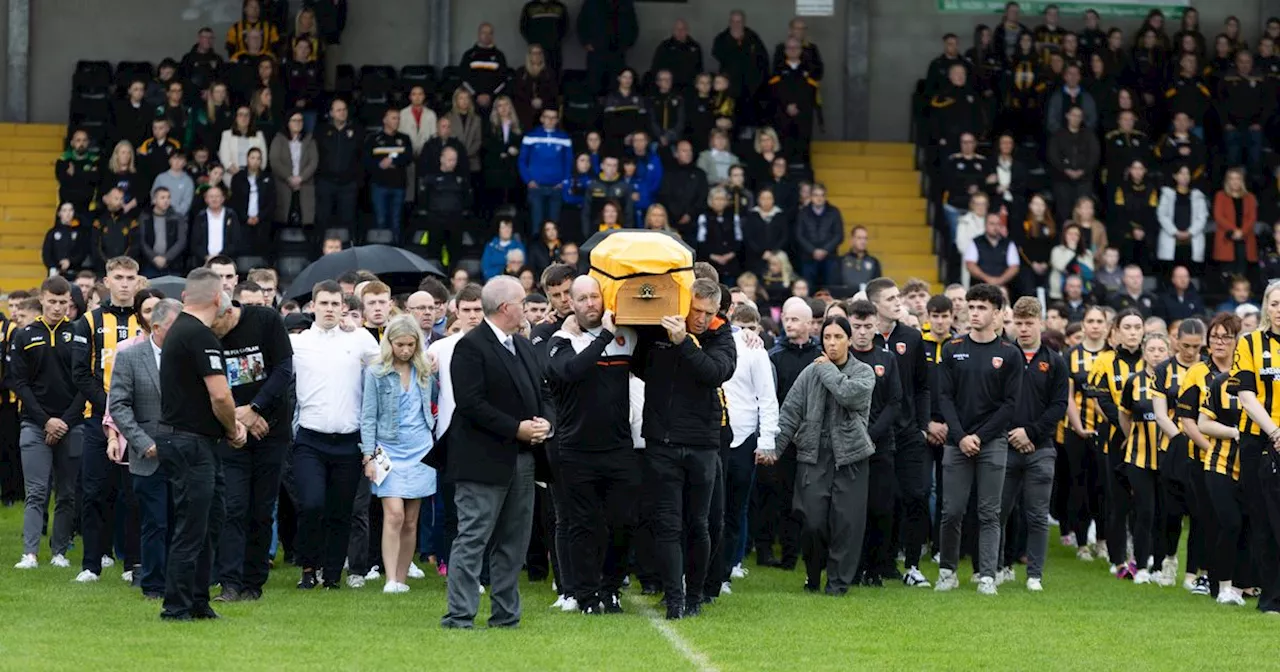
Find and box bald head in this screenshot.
[405,291,436,331]
[571,275,601,299]
[781,296,812,343]
[569,275,605,329]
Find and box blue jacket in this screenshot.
[360,366,437,456]
[628,144,664,214]
[518,127,574,187]
[562,172,594,206]
[481,237,526,279]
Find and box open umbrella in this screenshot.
[283,244,445,300]
[146,275,187,299]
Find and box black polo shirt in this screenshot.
[161,312,226,438]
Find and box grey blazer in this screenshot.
[108,337,163,477]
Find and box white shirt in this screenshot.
[996,157,1013,203]
[427,332,465,439]
[629,376,646,449]
[206,208,226,256]
[291,324,380,434]
[724,331,779,449]
[150,335,162,371]
[289,137,303,177]
[486,318,514,354]
[247,175,259,219]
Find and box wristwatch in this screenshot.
[249,402,262,415]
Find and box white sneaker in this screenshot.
[1076,547,1095,562]
[551,595,566,609]
[977,576,998,595]
[1217,589,1246,606]
[730,564,747,579]
[364,568,381,581]
[1095,541,1109,562]
[479,585,486,595]
[996,567,1016,585]
[50,554,70,568]
[1182,577,1197,592]
[407,562,425,580]
[932,552,941,564]
[934,568,958,592]
[1157,557,1178,586]
[346,574,366,589]
[383,581,410,594]
[1047,515,1060,528]
[720,581,733,595]
[121,570,133,583]
[1133,569,1152,585]
[14,554,37,569]
[74,569,100,583]
[100,555,115,569]
[1026,578,1043,592]
[559,596,578,612]
[903,566,931,588]
[969,572,982,584]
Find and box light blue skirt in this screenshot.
[372,459,436,499]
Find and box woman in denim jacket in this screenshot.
[361,315,439,594]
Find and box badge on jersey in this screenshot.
[992,356,1004,369]
[1038,361,1050,373]
[874,364,885,377]
[895,342,906,355]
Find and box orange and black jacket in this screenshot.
[90,208,140,270]
[6,316,85,427]
[226,19,280,56]
[631,315,737,449]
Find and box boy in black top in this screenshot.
[935,283,1023,595]
[7,277,84,568]
[210,299,295,602]
[156,268,245,621]
[866,278,932,588]
[997,297,1068,590]
[846,300,902,585]
[546,276,637,614]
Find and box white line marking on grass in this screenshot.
[625,595,719,672]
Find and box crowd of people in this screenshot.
[52,0,829,292]
[924,2,1280,313]
[4,0,1279,628]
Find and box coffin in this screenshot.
[587,231,695,325]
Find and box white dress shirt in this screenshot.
[291,324,380,434]
[485,318,513,353]
[724,331,779,449]
[206,207,226,256]
[427,332,464,440]
[247,175,260,219]
[150,335,162,371]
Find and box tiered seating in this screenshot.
[813,141,941,293]
[0,123,62,293]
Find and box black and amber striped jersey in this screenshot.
[1068,343,1108,432]
[1087,345,1143,449]
[1177,360,1224,460]
[72,304,141,417]
[1229,329,1280,438]
[1150,356,1197,459]
[1199,372,1242,480]
[1120,370,1167,470]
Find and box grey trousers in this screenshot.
[442,452,536,628]
[19,422,82,556]
[794,449,870,593]
[999,446,1056,579]
[939,438,1008,579]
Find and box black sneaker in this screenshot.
[603,592,624,614]
[863,574,884,588]
[803,580,821,593]
[641,584,661,596]
[193,607,220,620]
[778,558,798,571]
[213,586,243,602]
[581,598,605,615]
[683,599,702,617]
[297,570,318,590]
[1191,576,1211,596]
[243,588,263,601]
[756,554,781,568]
[664,601,684,620]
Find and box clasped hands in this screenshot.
[518,417,552,444]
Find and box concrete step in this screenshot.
[2,206,53,222]
[0,220,49,235]
[871,238,936,254]
[812,142,915,157]
[822,182,921,198]
[0,277,47,293]
[0,178,59,193]
[0,150,57,166]
[0,191,59,207]
[0,136,64,152]
[0,123,65,137]
[813,168,919,185]
[1,263,48,279]
[0,248,40,263]
[0,233,45,248]
[846,210,925,226]
[811,154,914,171]
[827,196,926,213]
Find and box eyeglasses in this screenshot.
[1208,333,1237,343]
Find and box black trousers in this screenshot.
[894,430,931,570]
[860,448,897,577]
[315,178,358,231]
[1242,437,1280,612]
[0,403,21,504]
[292,429,361,581]
[754,449,800,564]
[157,428,224,619]
[1158,441,1205,572]
[721,435,758,574]
[82,419,139,573]
[277,446,299,561]
[215,438,287,593]
[1104,435,1130,565]
[643,442,716,606]
[561,447,639,604]
[1127,465,1159,569]
[702,448,726,598]
[1205,470,1247,586]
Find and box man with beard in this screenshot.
[546,276,637,613]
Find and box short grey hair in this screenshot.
[151,299,183,329]
[218,291,234,317]
[707,185,729,208]
[691,278,722,305]
[481,276,524,315]
[183,268,222,305]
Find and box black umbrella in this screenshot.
[283,244,445,300]
[146,275,187,299]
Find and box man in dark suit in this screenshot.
[108,297,183,599]
[441,276,556,629]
